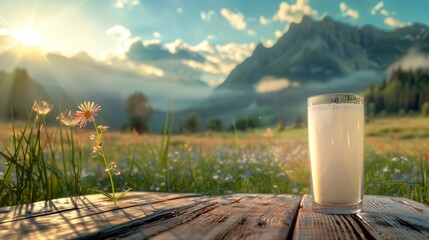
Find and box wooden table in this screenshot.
[1,192,429,239]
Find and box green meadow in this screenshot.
[0,113,428,207]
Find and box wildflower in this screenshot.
[75,101,101,128]
[93,146,100,153]
[89,135,96,141]
[57,110,79,128]
[97,125,109,132]
[33,100,53,115]
[110,162,117,168]
[114,170,121,176]
[263,128,274,138]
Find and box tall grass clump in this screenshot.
[0,100,83,206]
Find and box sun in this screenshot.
[12,29,42,47]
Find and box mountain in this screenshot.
[0,45,212,129]
[185,16,429,128]
[219,16,429,89]
[0,68,49,120]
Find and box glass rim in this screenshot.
[307,93,362,101]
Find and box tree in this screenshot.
[206,118,223,132]
[368,102,376,118]
[126,92,152,133]
[185,112,200,133]
[422,102,429,117]
[294,114,303,128]
[232,116,261,131]
[277,117,286,132]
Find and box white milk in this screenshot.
[308,103,364,205]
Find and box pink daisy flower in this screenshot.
[75,101,101,128]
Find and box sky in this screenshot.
[0,0,428,87]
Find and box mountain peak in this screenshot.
[219,15,429,90]
[300,15,314,24]
[72,51,94,62]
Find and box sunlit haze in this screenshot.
[1,0,428,87]
[12,28,42,47]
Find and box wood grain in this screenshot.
[0,192,200,223]
[113,194,302,240]
[356,195,429,239]
[294,195,429,240]
[2,193,429,240]
[0,192,202,239]
[294,195,368,240]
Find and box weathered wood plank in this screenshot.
[0,192,203,239]
[0,192,200,223]
[94,195,241,239]
[4,193,429,240]
[356,195,429,239]
[294,195,429,240]
[112,194,302,240]
[293,195,367,240]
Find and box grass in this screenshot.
[0,112,428,207]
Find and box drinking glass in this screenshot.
[307,93,364,214]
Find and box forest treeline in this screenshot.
[365,68,429,116]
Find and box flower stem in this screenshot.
[93,122,117,205]
[70,127,79,198]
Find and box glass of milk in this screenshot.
[307,93,364,214]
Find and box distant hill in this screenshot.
[0,46,211,129]
[218,16,429,89]
[0,68,49,120]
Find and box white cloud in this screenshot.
[201,10,215,21]
[153,32,161,38]
[274,0,318,23]
[339,2,359,21]
[183,60,220,75]
[389,49,429,71]
[177,8,183,13]
[216,42,256,63]
[220,8,246,30]
[106,25,138,56]
[264,39,275,48]
[371,2,384,15]
[275,30,283,39]
[255,77,294,93]
[142,39,161,46]
[166,39,214,54]
[370,2,408,28]
[194,40,215,54]
[127,62,165,77]
[380,9,390,17]
[384,17,410,28]
[106,25,131,39]
[260,16,270,25]
[247,29,256,36]
[102,26,256,87]
[164,39,255,79]
[115,0,139,9]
